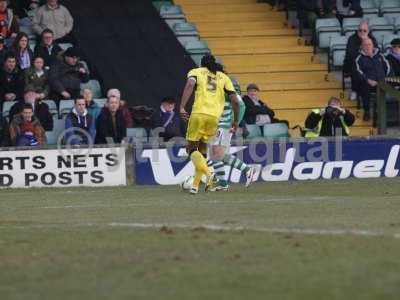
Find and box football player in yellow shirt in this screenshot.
[180,54,240,194]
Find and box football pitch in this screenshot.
[1,178,400,300]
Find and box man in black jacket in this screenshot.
[34,28,63,67]
[386,38,400,77]
[49,47,89,100]
[305,97,355,137]
[151,96,186,142]
[95,89,127,144]
[355,38,391,121]
[242,83,276,125]
[0,53,24,103]
[8,90,53,131]
[343,21,378,101]
[0,114,10,147]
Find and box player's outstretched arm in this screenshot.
[180,78,196,121]
[229,93,240,133]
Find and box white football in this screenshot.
[180,176,194,190]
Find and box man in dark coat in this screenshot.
[34,28,63,67]
[0,53,24,103]
[242,83,276,125]
[151,96,186,141]
[49,47,89,100]
[95,89,126,144]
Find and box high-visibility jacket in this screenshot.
[304,109,350,138]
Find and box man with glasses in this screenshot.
[34,28,62,67]
[343,21,378,102]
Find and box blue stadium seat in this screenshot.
[360,0,379,14]
[330,36,349,68]
[342,18,363,36]
[2,101,16,119]
[263,123,289,139]
[165,18,187,30]
[368,17,395,45]
[160,5,185,19]
[46,117,66,145]
[245,124,262,139]
[173,22,199,46]
[45,131,58,145]
[127,128,148,143]
[20,25,36,39]
[59,100,74,117]
[381,0,400,16]
[185,40,210,66]
[315,18,342,49]
[80,80,102,98]
[42,100,58,117]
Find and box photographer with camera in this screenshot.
[49,46,89,101]
[304,97,355,137]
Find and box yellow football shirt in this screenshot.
[188,67,235,119]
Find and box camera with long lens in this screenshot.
[325,106,342,118]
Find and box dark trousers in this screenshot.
[358,81,377,113]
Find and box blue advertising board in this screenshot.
[134,138,400,185]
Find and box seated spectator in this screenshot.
[0,0,19,47]
[0,53,24,102]
[9,103,46,146]
[386,38,400,77]
[343,20,378,101]
[0,35,8,66]
[9,89,53,130]
[305,97,355,137]
[81,88,101,120]
[95,89,127,144]
[9,0,42,19]
[12,32,33,70]
[0,113,10,146]
[32,0,74,44]
[120,99,133,128]
[335,0,362,23]
[24,56,49,100]
[34,28,62,67]
[242,83,276,125]
[64,97,95,145]
[49,47,89,100]
[151,96,185,141]
[298,0,335,41]
[355,38,391,121]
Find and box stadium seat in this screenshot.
[315,18,342,49]
[173,22,199,45]
[46,117,66,145]
[381,0,400,16]
[59,43,73,51]
[245,124,262,139]
[45,131,58,145]
[368,17,395,44]
[42,100,58,117]
[160,4,185,19]
[262,123,289,139]
[360,0,379,14]
[184,39,210,54]
[165,18,187,29]
[80,80,102,98]
[153,0,172,11]
[2,101,16,119]
[343,18,363,36]
[20,25,36,39]
[127,127,148,143]
[93,98,107,107]
[329,36,349,68]
[59,100,74,117]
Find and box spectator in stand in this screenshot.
[386,38,400,77]
[12,32,33,70]
[0,113,10,146]
[0,0,19,47]
[24,56,49,99]
[81,88,101,120]
[9,89,53,130]
[0,35,8,66]
[242,83,277,125]
[34,28,62,67]
[120,99,133,128]
[0,53,24,103]
[49,47,89,100]
[64,97,95,145]
[343,20,378,101]
[32,0,74,44]
[355,38,391,121]
[298,0,336,42]
[95,89,127,144]
[151,96,186,142]
[305,97,355,137]
[9,103,46,146]
[335,0,362,23]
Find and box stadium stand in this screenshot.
[170,0,375,137]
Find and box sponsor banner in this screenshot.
[134,139,400,185]
[0,147,126,188]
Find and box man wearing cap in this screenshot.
[0,0,19,46]
[95,89,127,144]
[151,96,186,142]
[242,83,276,126]
[49,47,89,100]
[386,38,400,77]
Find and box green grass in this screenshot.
[1,178,400,300]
